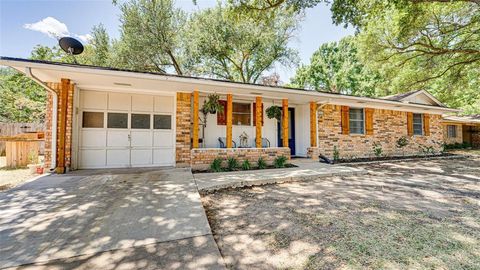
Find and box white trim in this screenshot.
[405,90,447,107]
[1,59,459,114]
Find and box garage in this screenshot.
[78,90,175,169]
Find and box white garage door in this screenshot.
[78,91,175,169]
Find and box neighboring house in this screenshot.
[442,115,480,147]
[0,57,458,173]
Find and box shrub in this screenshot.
[419,144,435,155]
[372,142,383,157]
[273,155,288,168]
[227,157,238,171]
[396,136,409,156]
[210,158,223,172]
[333,146,340,161]
[257,157,267,169]
[241,159,251,170]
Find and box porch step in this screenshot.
[193,161,365,193]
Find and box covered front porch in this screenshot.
[189,90,320,169]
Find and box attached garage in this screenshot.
[78,91,175,169]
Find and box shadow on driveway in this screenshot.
[0,167,224,269]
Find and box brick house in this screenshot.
[0,57,458,173]
[442,115,480,148]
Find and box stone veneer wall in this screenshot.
[191,147,291,170]
[442,123,463,145]
[44,82,75,170]
[176,92,192,167]
[308,105,443,160]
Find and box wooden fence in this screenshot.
[0,123,45,156]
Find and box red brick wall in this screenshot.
[176,92,192,166]
[190,147,291,170]
[44,81,74,170]
[308,105,444,160]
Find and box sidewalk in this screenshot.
[194,159,366,192]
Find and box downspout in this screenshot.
[25,67,57,171]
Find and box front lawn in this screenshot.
[202,158,480,269]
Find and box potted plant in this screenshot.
[27,149,39,174]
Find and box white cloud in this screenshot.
[76,34,92,43]
[24,17,70,38]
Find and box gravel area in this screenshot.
[0,156,42,191]
[203,157,480,269]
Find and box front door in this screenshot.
[277,107,295,156]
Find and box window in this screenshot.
[82,112,104,128]
[413,113,423,135]
[154,114,172,129]
[232,103,251,126]
[447,125,457,138]
[107,113,128,128]
[349,108,364,134]
[131,114,150,129]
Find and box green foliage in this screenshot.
[444,142,472,150]
[184,5,300,83]
[265,106,282,121]
[241,159,252,170]
[227,157,239,171]
[333,146,340,161]
[210,158,224,172]
[0,68,47,122]
[257,157,267,169]
[372,142,383,158]
[273,155,288,168]
[201,94,224,115]
[419,145,435,156]
[289,36,383,97]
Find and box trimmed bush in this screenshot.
[273,155,288,168]
[257,157,267,169]
[210,158,223,172]
[227,157,239,171]
[241,159,251,170]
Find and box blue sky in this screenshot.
[0,0,354,82]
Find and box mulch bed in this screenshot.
[192,163,297,174]
[330,153,459,164]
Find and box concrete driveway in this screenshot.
[0,168,224,269]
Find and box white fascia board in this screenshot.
[0,58,459,114]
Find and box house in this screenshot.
[0,57,458,173]
[442,115,480,148]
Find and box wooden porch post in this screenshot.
[310,101,317,147]
[255,96,262,148]
[56,78,70,174]
[282,99,289,148]
[192,90,199,148]
[226,94,233,148]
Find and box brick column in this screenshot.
[176,92,192,166]
[310,102,317,147]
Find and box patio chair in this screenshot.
[254,138,270,148]
[218,137,237,148]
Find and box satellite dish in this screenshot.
[58,37,84,55]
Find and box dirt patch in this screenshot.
[202,157,480,269]
[0,157,40,191]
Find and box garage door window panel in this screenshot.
[131,114,151,129]
[108,113,128,129]
[154,115,172,130]
[82,112,104,128]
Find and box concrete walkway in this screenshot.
[0,168,225,269]
[194,159,366,192]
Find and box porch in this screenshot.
[189,90,320,169]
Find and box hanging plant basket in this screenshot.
[266,105,282,122]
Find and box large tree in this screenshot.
[289,36,383,96]
[184,5,299,83]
